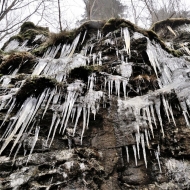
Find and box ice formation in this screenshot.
[1,24,190,172]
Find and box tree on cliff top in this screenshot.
[82,0,125,21]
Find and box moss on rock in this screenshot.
[151,18,190,33]
[16,76,57,102]
[19,21,49,34]
[0,52,35,74]
[2,22,49,51]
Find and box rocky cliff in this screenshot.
[1,18,190,190]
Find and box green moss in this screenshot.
[102,18,136,34]
[69,65,102,82]
[2,22,49,51]
[16,76,57,102]
[46,30,77,46]
[31,43,49,56]
[70,66,93,82]
[20,21,49,34]
[151,18,190,33]
[0,52,35,74]
[170,49,183,57]
[0,49,4,55]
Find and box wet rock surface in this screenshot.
[0,19,190,189]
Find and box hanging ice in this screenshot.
[26,126,40,164]
[123,27,131,57]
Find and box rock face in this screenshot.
[1,19,190,189]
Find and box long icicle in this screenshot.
[26,126,40,165]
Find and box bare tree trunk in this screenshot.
[57,0,63,31]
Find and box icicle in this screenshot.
[132,145,137,166]
[144,129,150,148]
[122,80,127,99]
[53,88,60,104]
[98,51,102,65]
[154,97,164,137]
[183,111,190,126]
[73,106,82,136]
[46,112,57,145]
[146,39,159,78]
[0,94,13,110]
[92,53,96,65]
[9,99,37,157]
[123,27,131,57]
[120,28,123,37]
[0,97,37,155]
[71,107,76,122]
[145,106,154,138]
[126,146,129,163]
[86,106,90,129]
[49,116,61,147]
[162,95,170,122]
[155,145,162,172]
[0,98,16,128]
[12,142,22,165]
[115,78,121,98]
[26,126,40,165]
[81,30,87,44]
[68,33,81,58]
[32,59,48,76]
[167,101,176,126]
[61,92,78,134]
[81,107,87,144]
[150,104,157,128]
[27,89,48,129]
[135,133,140,159]
[141,133,147,168]
[0,122,12,142]
[179,100,190,126]
[42,88,56,118]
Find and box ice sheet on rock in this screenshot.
[132,32,145,39]
[119,62,132,78]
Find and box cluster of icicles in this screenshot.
[1,26,190,171]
